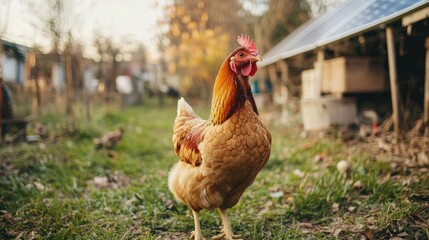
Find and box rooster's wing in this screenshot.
[173,98,207,166]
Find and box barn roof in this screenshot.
[1,39,29,61]
[260,0,429,67]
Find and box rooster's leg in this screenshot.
[190,210,205,240]
[212,208,242,240]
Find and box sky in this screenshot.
[0,0,343,62]
[0,0,167,61]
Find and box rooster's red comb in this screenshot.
[237,34,259,55]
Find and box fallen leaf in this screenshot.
[0,210,14,221]
[366,231,374,239]
[72,177,78,190]
[285,196,294,204]
[33,181,45,191]
[353,180,363,189]
[92,176,109,187]
[38,143,46,150]
[401,177,413,186]
[313,151,329,163]
[332,202,340,213]
[313,154,323,163]
[159,193,174,209]
[107,150,118,158]
[164,199,174,209]
[268,185,283,192]
[297,222,314,234]
[348,206,357,212]
[333,228,342,237]
[125,197,137,207]
[397,232,408,237]
[257,200,273,216]
[377,174,391,184]
[377,139,391,151]
[87,171,130,189]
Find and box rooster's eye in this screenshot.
[238,52,244,58]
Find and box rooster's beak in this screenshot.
[251,54,262,62]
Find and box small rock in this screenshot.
[293,169,305,178]
[337,160,351,175]
[417,152,429,165]
[269,191,284,198]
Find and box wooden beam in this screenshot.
[386,27,401,134]
[402,6,429,26]
[424,38,429,126]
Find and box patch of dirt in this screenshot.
[155,232,189,240]
[86,171,131,189]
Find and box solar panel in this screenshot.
[334,0,422,35]
[261,0,428,67]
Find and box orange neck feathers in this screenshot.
[209,59,258,125]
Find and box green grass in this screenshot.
[1,99,428,239]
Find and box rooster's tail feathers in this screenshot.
[177,97,196,116]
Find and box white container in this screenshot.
[301,96,357,130]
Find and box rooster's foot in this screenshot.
[190,230,205,240]
[212,229,242,240]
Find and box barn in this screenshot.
[259,0,429,132]
[1,39,28,84]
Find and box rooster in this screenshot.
[169,34,271,240]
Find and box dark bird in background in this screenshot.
[94,127,124,150]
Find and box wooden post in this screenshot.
[0,80,3,144]
[65,34,75,128]
[0,44,3,143]
[268,64,281,104]
[79,57,91,122]
[424,37,429,126]
[315,50,324,98]
[386,27,401,134]
[278,60,290,101]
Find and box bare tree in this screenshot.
[25,0,88,127]
[0,0,12,35]
[307,0,344,17]
[64,32,75,127]
[92,33,121,103]
[242,0,311,53]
